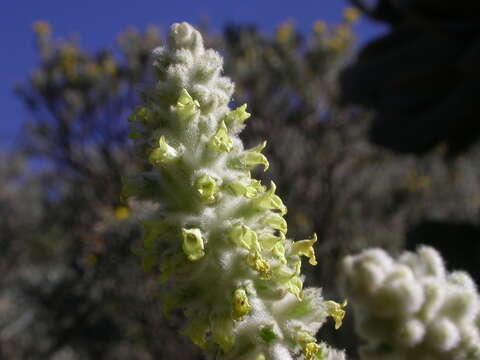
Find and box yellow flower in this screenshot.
[296,331,322,360]
[33,20,51,36]
[292,233,318,265]
[325,299,347,329]
[313,20,327,34]
[114,206,130,221]
[344,7,361,23]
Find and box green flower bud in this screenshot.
[263,212,288,234]
[183,315,209,349]
[195,174,219,204]
[258,232,285,251]
[128,106,154,124]
[229,223,259,251]
[226,177,266,199]
[233,288,251,320]
[181,228,205,261]
[211,314,235,353]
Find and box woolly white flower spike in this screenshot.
[125,22,346,360]
[342,246,480,360]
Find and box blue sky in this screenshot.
[1,0,387,149]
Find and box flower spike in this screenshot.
[125,22,346,360]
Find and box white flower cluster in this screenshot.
[342,246,480,360]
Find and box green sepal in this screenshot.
[263,212,288,234]
[272,260,300,284]
[258,231,285,251]
[141,220,170,249]
[272,242,288,264]
[228,141,269,172]
[229,223,259,251]
[259,325,277,343]
[128,106,153,124]
[253,181,287,215]
[224,104,251,132]
[286,276,304,301]
[226,177,265,199]
[149,136,178,165]
[121,176,144,200]
[182,315,210,350]
[158,252,185,284]
[211,314,235,353]
[131,246,158,272]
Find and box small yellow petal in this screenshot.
[292,233,318,266]
[325,299,347,329]
[115,206,130,221]
[247,250,271,280]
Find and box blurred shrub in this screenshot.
[4,9,480,359]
